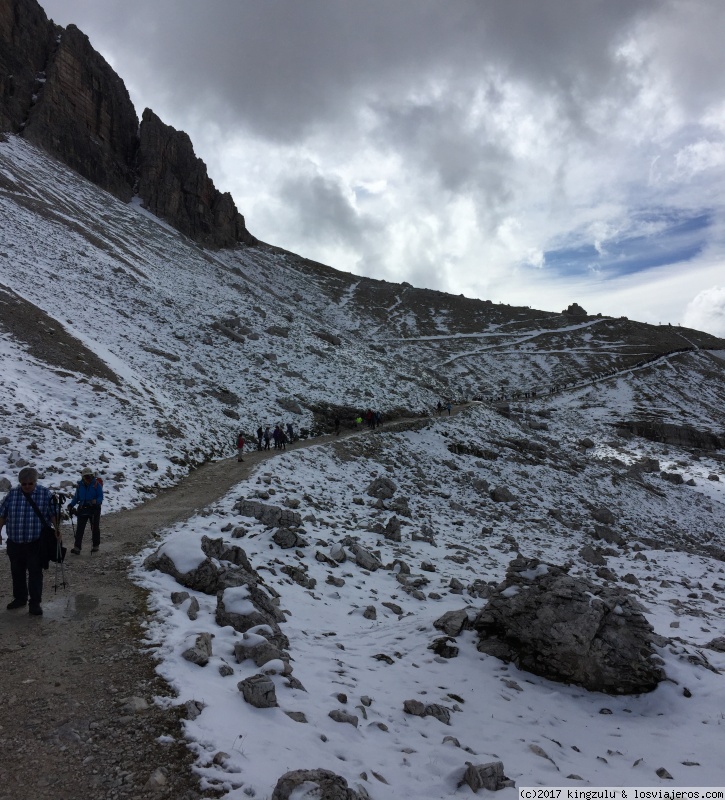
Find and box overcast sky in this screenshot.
[39,0,725,335]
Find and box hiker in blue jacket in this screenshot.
[68,467,103,555]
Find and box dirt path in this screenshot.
[0,408,469,800]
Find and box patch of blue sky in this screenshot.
[544,210,711,279]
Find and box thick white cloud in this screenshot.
[683,286,725,337]
[39,0,725,333]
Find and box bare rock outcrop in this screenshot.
[138,108,255,248]
[22,24,139,201]
[0,0,57,132]
[473,556,666,694]
[617,421,725,451]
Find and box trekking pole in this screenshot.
[57,536,70,590]
[52,493,70,592]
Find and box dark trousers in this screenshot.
[6,538,43,605]
[75,507,101,549]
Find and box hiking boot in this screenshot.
[71,547,81,555]
[7,598,27,610]
[28,604,43,616]
[91,546,99,553]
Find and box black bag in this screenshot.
[42,525,66,564]
[22,492,67,567]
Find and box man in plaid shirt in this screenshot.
[0,467,55,616]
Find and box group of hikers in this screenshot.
[0,466,104,617]
[236,423,299,461]
[234,408,393,461]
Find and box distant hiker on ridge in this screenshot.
[237,432,245,462]
[68,467,103,555]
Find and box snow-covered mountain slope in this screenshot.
[2,134,724,508]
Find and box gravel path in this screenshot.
[0,409,471,800]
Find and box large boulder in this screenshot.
[472,556,666,694]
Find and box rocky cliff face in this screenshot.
[23,24,139,202]
[0,0,255,247]
[138,109,255,248]
[0,0,57,132]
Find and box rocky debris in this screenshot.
[277,396,303,415]
[342,537,383,571]
[706,637,725,652]
[144,535,259,594]
[384,514,402,541]
[273,528,309,549]
[591,505,616,525]
[580,544,607,566]
[266,325,290,338]
[366,476,397,499]
[403,699,452,724]
[281,563,316,588]
[434,608,470,637]
[592,525,625,546]
[271,768,366,800]
[235,498,302,528]
[234,632,289,668]
[389,495,412,516]
[460,761,515,792]
[429,636,459,658]
[144,535,287,649]
[473,556,666,694]
[181,631,213,666]
[632,457,661,474]
[661,471,685,485]
[329,709,359,727]
[412,524,437,544]
[490,486,516,503]
[564,302,587,317]
[313,330,342,346]
[212,319,247,343]
[238,673,278,708]
[216,586,287,645]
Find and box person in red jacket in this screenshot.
[237,432,245,462]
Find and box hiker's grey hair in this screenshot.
[18,467,38,483]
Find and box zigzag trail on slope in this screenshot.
[0,406,467,800]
